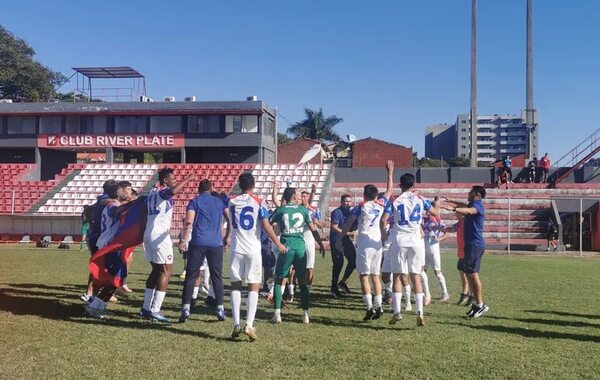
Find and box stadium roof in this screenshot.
[72,66,144,79]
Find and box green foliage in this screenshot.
[0,25,66,101]
[449,157,471,167]
[277,132,291,145]
[287,108,343,142]
[417,157,447,167]
[144,152,163,163]
[1,246,600,378]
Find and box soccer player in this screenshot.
[269,187,325,324]
[442,186,489,318]
[141,168,194,323]
[226,173,286,341]
[422,205,449,304]
[381,173,440,327]
[81,179,118,302]
[337,160,394,320]
[329,195,357,298]
[179,180,230,322]
[300,184,322,290]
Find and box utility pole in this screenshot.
[525,0,536,159]
[470,0,478,167]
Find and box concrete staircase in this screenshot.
[326,182,600,250]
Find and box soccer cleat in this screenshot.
[417,315,425,327]
[466,304,477,317]
[467,296,475,306]
[231,324,242,339]
[456,293,470,306]
[288,295,294,303]
[424,294,432,306]
[243,325,257,341]
[269,314,282,324]
[150,312,171,323]
[303,312,310,324]
[389,313,402,325]
[139,308,152,319]
[373,307,384,320]
[179,309,190,323]
[338,281,351,294]
[471,304,490,318]
[179,270,186,279]
[439,293,450,303]
[382,289,392,305]
[216,308,226,321]
[85,305,104,319]
[330,289,343,299]
[363,308,375,321]
[80,294,91,303]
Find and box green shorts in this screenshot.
[275,239,307,280]
[81,224,90,236]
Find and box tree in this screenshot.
[0,25,66,101]
[277,132,291,145]
[287,108,343,142]
[417,157,447,167]
[449,157,471,167]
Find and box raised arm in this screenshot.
[384,160,394,199]
[271,182,281,208]
[308,183,317,205]
[167,174,195,197]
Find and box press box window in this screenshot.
[150,116,182,133]
[7,116,36,134]
[226,115,258,133]
[188,115,221,133]
[39,116,62,133]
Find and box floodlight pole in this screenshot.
[469,0,478,167]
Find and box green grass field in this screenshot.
[1,245,599,379]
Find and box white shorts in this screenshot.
[143,235,174,264]
[230,251,262,284]
[425,241,442,271]
[390,242,425,275]
[305,237,316,269]
[356,239,383,276]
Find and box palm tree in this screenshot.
[287,108,343,142]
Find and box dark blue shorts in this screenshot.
[460,245,485,274]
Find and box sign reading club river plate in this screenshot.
[38,134,185,148]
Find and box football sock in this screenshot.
[374,294,383,309]
[363,294,373,310]
[404,284,411,304]
[247,291,258,328]
[150,290,166,313]
[288,284,295,297]
[300,284,310,311]
[143,288,154,311]
[274,284,283,309]
[436,272,448,294]
[231,290,241,326]
[415,293,424,316]
[192,286,199,300]
[421,271,431,297]
[392,292,402,314]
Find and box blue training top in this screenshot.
[464,199,485,247]
[187,192,227,248]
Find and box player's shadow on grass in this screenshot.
[525,309,600,320]
[0,288,85,320]
[442,321,600,343]
[486,315,600,329]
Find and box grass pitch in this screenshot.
[1,244,599,379]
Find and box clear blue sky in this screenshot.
[2,0,599,160]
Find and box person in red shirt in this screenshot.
[539,153,551,183]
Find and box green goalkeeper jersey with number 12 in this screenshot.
[270,204,311,244]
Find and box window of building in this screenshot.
[82,116,107,133]
[461,137,466,141]
[188,115,221,133]
[7,116,36,134]
[461,145,466,149]
[39,116,62,133]
[461,120,467,124]
[115,116,147,133]
[65,116,81,133]
[226,115,258,133]
[150,116,182,133]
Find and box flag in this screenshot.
[89,196,147,287]
[298,143,323,165]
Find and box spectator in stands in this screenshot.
[80,205,92,251]
[329,194,357,298]
[503,155,513,183]
[540,153,551,182]
[81,179,118,303]
[179,179,231,322]
[527,156,538,183]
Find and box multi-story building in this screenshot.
[426,113,536,164]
